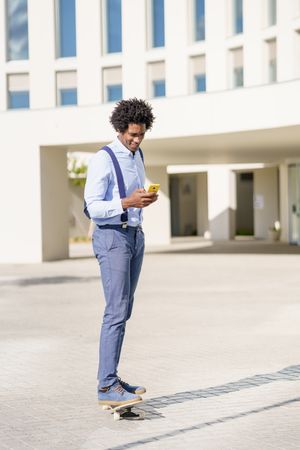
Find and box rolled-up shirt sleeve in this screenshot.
[84,151,124,220]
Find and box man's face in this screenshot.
[118,123,146,152]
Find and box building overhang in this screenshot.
[2,79,300,166]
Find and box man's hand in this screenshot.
[121,188,158,209]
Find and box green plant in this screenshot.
[69,236,92,243]
[68,157,88,187]
[236,229,254,236]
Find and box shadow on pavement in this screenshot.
[108,396,300,450]
[143,364,300,413]
[0,275,99,287]
[150,240,300,255]
[107,364,300,449]
[68,240,300,258]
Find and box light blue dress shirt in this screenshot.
[84,137,145,227]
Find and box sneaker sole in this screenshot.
[135,388,146,395]
[98,397,142,407]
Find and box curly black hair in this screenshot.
[110,98,155,133]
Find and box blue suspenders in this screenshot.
[83,145,144,224]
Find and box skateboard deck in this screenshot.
[102,399,145,421]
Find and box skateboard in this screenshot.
[102,400,145,421]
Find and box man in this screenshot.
[84,98,157,406]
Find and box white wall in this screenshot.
[69,182,91,238]
[76,0,102,105]
[279,164,289,242]
[254,167,279,239]
[1,1,300,261]
[207,167,236,240]
[277,0,295,82]
[165,0,188,97]
[143,166,170,245]
[40,147,69,261]
[197,172,209,236]
[0,139,42,263]
[122,0,147,98]
[28,0,56,108]
[1,0,300,112]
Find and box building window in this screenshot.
[148,61,166,97]
[56,71,77,106]
[191,55,206,92]
[60,89,77,105]
[7,73,29,109]
[57,0,77,57]
[268,0,277,26]
[231,47,244,88]
[267,39,277,83]
[9,91,29,108]
[195,0,205,41]
[105,0,122,53]
[195,74,206,92]
[6,0,29,61]
[103,67,122,102]
[234,66,244,87]
[152,0,165,47]
[153,80,165,97]
[107,84,123,101]
[233,0,243,34]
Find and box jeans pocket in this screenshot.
[104,229,116,251]
[92,228,115,257]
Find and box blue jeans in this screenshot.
[92,225,145,388]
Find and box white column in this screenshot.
[243,0,263,87]
[0,0,6,111]
[143,166,171,246]
[277,0,295,82]
[76,0,102,105]
[205,0,227,91]
[40,147,69,261]
[164,0,188,97]
[279,164,289,242]
[196,172,209,236]
[122,0,147,98]
[0,136,70,263]
[0,139,42,263]
[207,167,236,240]
[254,167,279,239]
[28,0,56,108]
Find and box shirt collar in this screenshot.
[114,136,137,157]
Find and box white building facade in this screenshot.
[1,0,300,262]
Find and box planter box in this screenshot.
[268,229,281,241]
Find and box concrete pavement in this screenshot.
[1,240,300,449]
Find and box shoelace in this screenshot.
[117,377,128,387]
[112,383,126,395]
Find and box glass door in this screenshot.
[288,164,300,245]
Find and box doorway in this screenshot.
[236,172,254,236]
[170,174,197,236]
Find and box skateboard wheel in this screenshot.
[114,412,121,421]
[102,405,110,410]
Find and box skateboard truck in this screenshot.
[102,400,145,421]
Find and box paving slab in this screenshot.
[1,241,300,450]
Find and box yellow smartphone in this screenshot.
[147,183,160,193]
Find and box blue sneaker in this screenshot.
[118,377,146,395]
[98,382,142,406]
